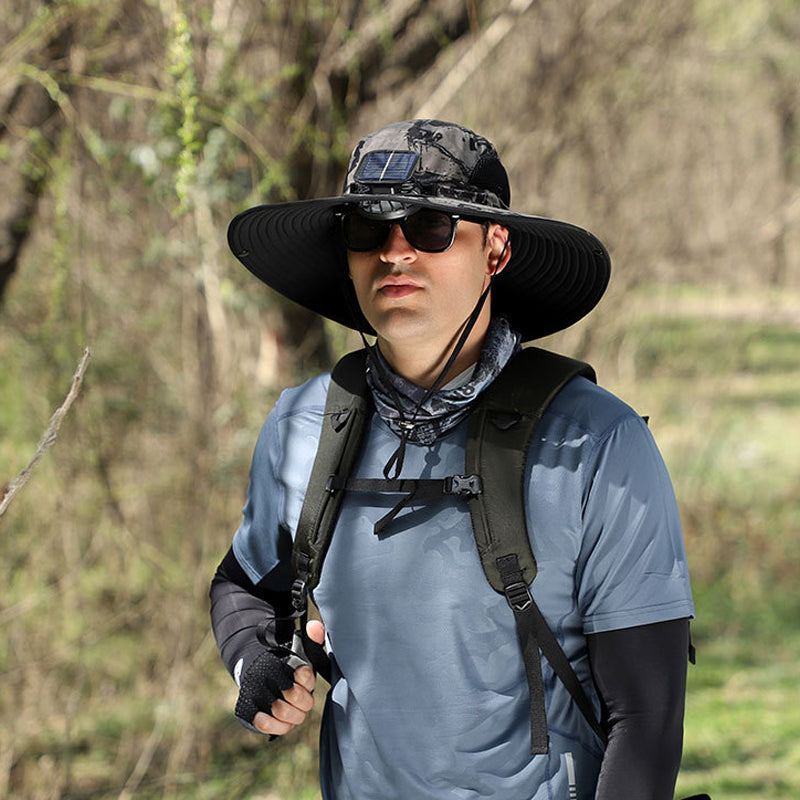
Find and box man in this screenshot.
[210,119,695,799]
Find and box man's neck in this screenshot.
[376,322,489,389]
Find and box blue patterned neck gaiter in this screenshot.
[365,316,521,447]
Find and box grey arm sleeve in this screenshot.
[588,618,690,800]
[209,547,294,679]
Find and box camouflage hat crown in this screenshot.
[343,120,510,210]
[228,119,611,342]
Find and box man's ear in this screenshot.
[487,224,511,276]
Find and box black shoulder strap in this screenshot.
[465,347,606,752]
[291,349,371,603]
[287,350,371,684]
[465,346,596,592]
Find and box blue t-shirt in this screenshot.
[233,371,694,800]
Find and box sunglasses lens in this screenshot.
[341,209,457,252]
[402,210,455,252]
[342,214,390,251]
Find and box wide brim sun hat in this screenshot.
[228,119,611,343]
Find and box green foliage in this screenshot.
[677,627,800,799]
[164,3,202,211]
[632,317,800,378]
[695,0,770,50]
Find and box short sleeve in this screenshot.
[231,375,329,591]
[232,408,294,590]
[578,414,694,635]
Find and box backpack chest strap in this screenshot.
[326,473,483,537]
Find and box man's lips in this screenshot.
[376,278,422,299]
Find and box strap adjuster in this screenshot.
[445,474,483,496]
[291,578,308,612]
[504,581,533,612]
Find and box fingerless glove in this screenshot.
[234,646,296,733]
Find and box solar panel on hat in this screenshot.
[355,151,419,184]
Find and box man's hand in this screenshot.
[251,620,325,736]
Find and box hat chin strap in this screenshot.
[361,240,508,480]
[395,235,510,403]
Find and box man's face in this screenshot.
[347,216,508,354]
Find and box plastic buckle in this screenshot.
[446,474,483,496]
[291,579,308,612]
[504,581,533,612]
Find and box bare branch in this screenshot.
[0,3,72,99]
[414,0,536,118]
[0,347,91,522]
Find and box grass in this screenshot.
[598,285,800,800]
[676,629,800,798]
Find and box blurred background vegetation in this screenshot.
[1,0,799,797]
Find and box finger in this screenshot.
[306,619,325,645]
[283,680,315,711]
[271,699,308,727]
[253,710,293,737]
[293,665,316,694]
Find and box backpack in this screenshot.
[288,346,606,755]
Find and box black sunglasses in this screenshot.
[340,208,467,253]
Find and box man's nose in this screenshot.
[378,222,417,263]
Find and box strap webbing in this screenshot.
[294,612,332,684]
[496,552,607,750]
[496,554,549,753]
[498,552,606,746]
[531,602,608,746]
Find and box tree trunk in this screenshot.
[0,11,72,305]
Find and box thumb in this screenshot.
[306,619,326,645]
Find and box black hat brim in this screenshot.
[227,194,611,342]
